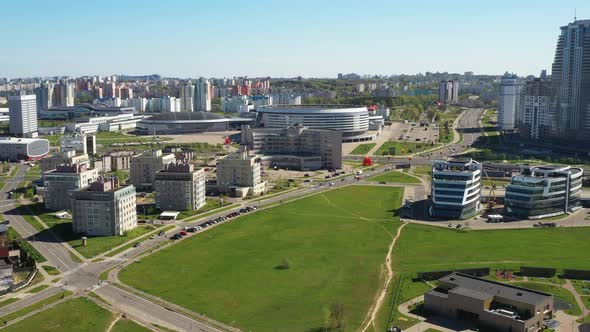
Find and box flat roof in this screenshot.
[0,137,49,144]
[160,211,180,217]
[440,273,551,305]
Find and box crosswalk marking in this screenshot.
[63,262,88,276]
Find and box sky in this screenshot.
[1,0,589,78]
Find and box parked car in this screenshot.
[179,231,188,236]
[158,231,165,236]
[149,234,157,239]
[133,242,141,248]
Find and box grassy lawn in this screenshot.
[413,165,431,177]
[23,203,159,258]
[375,141,440,156]
[350,143,376,155]
[177,198,233,220]
[27,285,50,293]
[105,225,175,257]
[0,290,72,323]
[120,185,403,332]
[65,225,160,258]
[368,170,421,184]
[14,205,45,231]
[2,297,112,332]
[511,282,581,316]
[23,165,41,181]
[393,224,590,273]
[41,265,60,276]
[0,298,19,308]
[111,318,152,332]
[481,178,510,187]
[7,228,46,263]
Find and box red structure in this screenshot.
[362,156,373,166]
[224,137,231,145]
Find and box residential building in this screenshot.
[43,164,100,211]
[222,95,250,113]
[518,78,551,141]
[71,177,137,236]
[130,149,175,191]
[550,19,590,142]
[241,125,342,170]
[60,134,96,155]
[93,151,134,173]
[52,82,75,107]
[8,95,38,138]
[498,73,519,130]
[0,137,48,161]
[438,80,459,104]
[34,82,54,114]
[425,272,553,332]
[216,146,267,197]
[41,150,90,172]
[124,97,147,112]
[430,158,482,220]
[154,163,206,211]
[194,78,211,112]
[179,84,194,112]
[504,165,583,219]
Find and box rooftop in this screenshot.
[439,273,551,305]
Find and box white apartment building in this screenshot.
[194,78,211,112]
[216,147,267,197]
[71,177,137,236]
[498,73,519,130]
[8,95,38,138]
[180,84,194,112]
[155,163,206,211]
[43,164,100,211]
[130,149,175,191]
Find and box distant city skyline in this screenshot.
[1,0,589,78]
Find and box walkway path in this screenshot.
[359,222,408,332]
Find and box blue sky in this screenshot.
[1,0,589,78]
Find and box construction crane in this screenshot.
[482,168,496,212]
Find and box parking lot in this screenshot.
[398,121,440,144]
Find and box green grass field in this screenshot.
[368,170,421,184]
[350,143,376,155]
[111,318,151,332]
[375,141,440,156]
[0,291,71,323]
[393,224,590,273]
[3,297,113,332]
[66,225,159,258]
[120,186,403,332]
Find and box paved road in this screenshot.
[0,165,80,272]
[95,284,224,332]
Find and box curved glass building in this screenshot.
[429,158,482,220]
[504,165,583,219]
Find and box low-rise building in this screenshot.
[130,150,175,191]
[154,163,205,211]
[425,272,553,332]
[70,177,137,236]
[41,150,90,172]
[216,147,267,197]
[95,151,135,172]
[60,134,96,155]
[43,164,99,211]
[241,125,342,170]
[0,137,49,161]
[430,158,482,220]
[505,165,583,219]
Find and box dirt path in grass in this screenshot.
[359,222,407,332]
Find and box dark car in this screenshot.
[133,242,141,248]
[158,231,165,236]
[170,234,181,240]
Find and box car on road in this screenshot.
[456,224,463,229]
[149,234,157,239]
[158,231,165,236]
[133,242,141,248]
[379,181,387,184]
[448,224,453,228]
